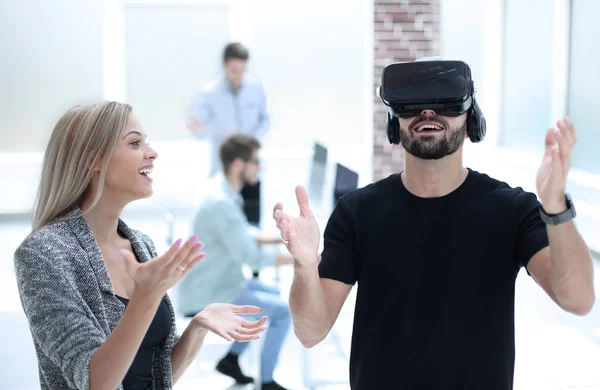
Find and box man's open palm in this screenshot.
[272,185,321,266]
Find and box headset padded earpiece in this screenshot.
[386,112,400,145]
[467,100,486,143]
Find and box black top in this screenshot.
[116,295,172,390]
[319,169,549,390]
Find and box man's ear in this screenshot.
[227,157,242,174]
[233,157,245,169]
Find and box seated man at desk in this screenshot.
[179,133,293,390]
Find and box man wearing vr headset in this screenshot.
[272,57,595,389]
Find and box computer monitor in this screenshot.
[308,142,328,207]
[333,163,359,204]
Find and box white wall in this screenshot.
[235,0,371,149]
[568,0,600,174]
[123,3,231,141]
[0,0,105,153]
[501,0,562,154]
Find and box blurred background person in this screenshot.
[187,42,270,227]
[179,133,294,390]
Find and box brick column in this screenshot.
[373,0,440,181]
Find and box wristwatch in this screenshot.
[539,193,576,225]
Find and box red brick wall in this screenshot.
[373,0,441,181]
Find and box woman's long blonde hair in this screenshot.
[32,101,132,231]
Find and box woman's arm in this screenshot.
[15,234,203,389]
[171,320,208,384]
[16,244,169,389]
[15,245,165,389]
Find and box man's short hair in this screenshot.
[223,42,249,63]
[219,133,261,172]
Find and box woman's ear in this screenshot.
[86,155,102,172]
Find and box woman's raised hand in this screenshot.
[121,236,205,299]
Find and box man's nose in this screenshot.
[420,109,438,116]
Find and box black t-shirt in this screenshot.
[318,169,549,390]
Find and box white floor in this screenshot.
[1,211,599,390]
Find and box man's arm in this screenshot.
[256,233,283,246]
[274,187,358,348]
[528,118,595,315]
[187,89,213,138]
[185,117,203,135]
[290,256,353,348]
[214,202,276,269]
[527,223,594,315]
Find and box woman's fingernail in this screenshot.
[191,235,198,241]
[119,250,127,258]
[195,242,203,249]
[174,238,182,247]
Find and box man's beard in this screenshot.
[399,118,466,160]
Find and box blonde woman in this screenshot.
[14,101,267,390]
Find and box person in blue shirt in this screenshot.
[188,42,269,227]
[178,133,293,390]
[187,42,271,178]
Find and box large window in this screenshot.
[567,0,600,174]
[500,0,555,155]
[0,0,105,153]
[500,0,599,175]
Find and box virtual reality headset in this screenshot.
[379,60,474,118]
[378,59,486,143]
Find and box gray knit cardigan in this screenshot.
[14,208,179,390]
